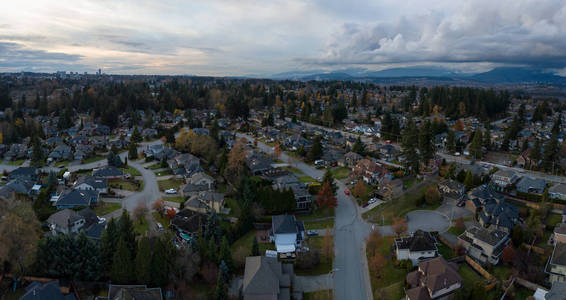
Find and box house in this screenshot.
[185,191,225,214]
[168,153,200,171]
[55,189,99,209]
[3,179,35,196]
[457,226,510,265]
[549,183,566,201]
[73,175,108,194]
[20,280,77,300]
[170,209,206,241]
[180,183,211,197]
[477,199,519,232]
[491,169,520,192]
[341,151,363,167]
[437,180,466,204]
[352,159,385,184]
[466,185,505,213]
[46,209,86,235]
[142,128,158,139]
[48,145,72,162]
[145,144,178,160]
[242,256,302,300]
[272,174,312,209]
[405,257,462,300]
[269,214,305,253]
[517,149,533,168]
[547,242,566,283]
[516,176,546,195]
[394,230,438,265]
[9,166,38,181]
[188,172,215,188]
[92,166,123,179]
[107,284,162,300]
[247,152,273,175]
[545,282,566,300]
[378,144,399,161]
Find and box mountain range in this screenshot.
[269,67,566,84]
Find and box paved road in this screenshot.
[237,133,373,300]
[439,153,566,184]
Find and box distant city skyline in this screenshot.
[1,0,566,76]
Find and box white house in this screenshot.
[394,230,438,265]
[46,209,86,235]
[73,175,108,194]
[269,214,305,253]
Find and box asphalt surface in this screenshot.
[236,133,373,300]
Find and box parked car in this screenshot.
[156,222,164,231]
[124,173,131,179]
[344,189,350,195]
[307,230,319,237]
[97,217,106,224]
[368,198,376,204]
[362,202,369,208]
[165,189,177,194]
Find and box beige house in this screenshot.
[457,226,509,265]
[547,242,566,283]
[406,257,462,300]
[184,191,224,214]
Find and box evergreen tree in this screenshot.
[118,210,136,256]
[111,239,134,284]
[150,238,169,287]
[401,119,420,174]
[352,137,365,154]
[219,236,232,273]
[100,218,118,273]
[542,135,559,172]
[31,136,43,165]
[483,126,491,150]
[307,137,323,161]
[214,270,227,300]
[529,139,541,169]
[446,130,456,152]
[128,142,138,160]
[463,171,474,190]
[418,121,434,163]
[131,126,142,143]
[381,112,392,140]
[135,237,152,285]
[469,130,483,159]
[322,169,337,194]
[252,237,260,256]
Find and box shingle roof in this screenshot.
[395,230,437,252]
[56,189,98,207]
[551,243,566,266]
[243,256,293,298]
[20,281,75,300]
[92,166,123,177]
[47,209,83,229]
[464,226,508,246]
[272,214,300,235]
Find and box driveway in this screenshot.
[295,274,332,293]
[435,202,474,220]
[406,210,450,233]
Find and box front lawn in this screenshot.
[158,179,185,192]
[151,212,170,228]
[148,163,163,170]
[284,166,304,175]
[330,167,350,180]
[163,196,185,204]
[303,218,335,230]
[448,226,465,236]
[121,166,141,176]
[297,207,335,230]
[295,236,333,275]
[7,159,26,166]
[458,264,484,288]
[93,202,121,216]
[437,241,455,259]
[224,197,241,217]
[304,290,333,300]
[363,183,437,225]
[154,169,173,176]
[298,175,316,183]
[110,179,142,191]
[83,156,105,164]
[367,237,407,300]
[133,216,149,236]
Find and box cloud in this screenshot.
[304,0,566,71]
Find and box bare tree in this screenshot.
[152,199,165,216]
[133,202,149,224]
[392,218,408,236]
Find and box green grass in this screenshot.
[93,202,121,216]
[133,216,149,236]
[492,265,512,281]
[458,264,484,288]
[284,166,304,175]
[110,179,142,191]
[224,197,241,217]
[148,163,163,170]
[303,290,333,300]
[55,160,70,167]
[437,241,455,259]
[330,167,350,179]
[403,178,416,189]
[297,207,335,220]
[157,178,185,191]
[546,213,562,228]
[231,230,274,256]
[154,169,173,176]
[7,159,26,166]
[122,166,141,176]
[83,156,105,164]
[295,236,333,276]
[448,226,466,236]
[367,237,407,300]
[74,168,93,176]
[363,183,437,225]
[152,211,170,227]
[298,175,316,183]
[303,218,335,230]
[163,196,185,203]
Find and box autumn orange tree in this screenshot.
[392,217,408,236]
[225,141,248,184]
[152,199,165,216]
[501,244,515,265]
[352,180,368,200]
[366,230,382,257]
[317,181,337,209]
[369,253,387,278]
[133,203,148,224]
[273,140,282,160]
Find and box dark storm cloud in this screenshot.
[0,42,82,63]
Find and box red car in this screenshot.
[362,202,369,208]
[344,189,350,195]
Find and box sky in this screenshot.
[1,0,566,76]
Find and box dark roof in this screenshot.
[481,199,518,229]
[551,243,566,266]
[170,209,206,233]
[92,166,123,177]
[84,223,105,240]
[272,214,302,235]
[464,226,508,246]
[9,166,37,179]
[243,256,293,298]
[395,230,437,252]
[20,281,76,300]
[413,257,462,295]
[107,285,162,300]
[75,175,107,189]
[182,183,210,193]
[57,189,98,207]
[405,286,432,300]
[46,209,83,229]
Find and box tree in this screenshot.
[322,169,337,194]
[392,218,408,236]
[352,137,365,154]
[501,244,515,265]
[366,231,382,256]
[31,136,43,165]
[369,253,387,278]
[425,185,440,206]
[418,121,434,163]
[133,202,148,225]
[225,141,248,184]
[322,227,333,261]
[131,126,142,143]
[111,239,134,284]
[454,217,465,233]
[402,119,420,174]
[219,236,232,274]
[273,140,282,160]
[251,237,260,256]
[214,269,227,300]
[118,210,136,255]
[150,238,169,287]
[152,199,165,216]
[100,218,119,273]
[352,180,368,200]
[542,135,559,172]
[317,182,337,209]
[308,137,323,161]
[469,130,483,159]
[135,237,152,285]
[463,171,474,190]
[128,142,138,160]
[0,201,40,276]
[512,224,524,247]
